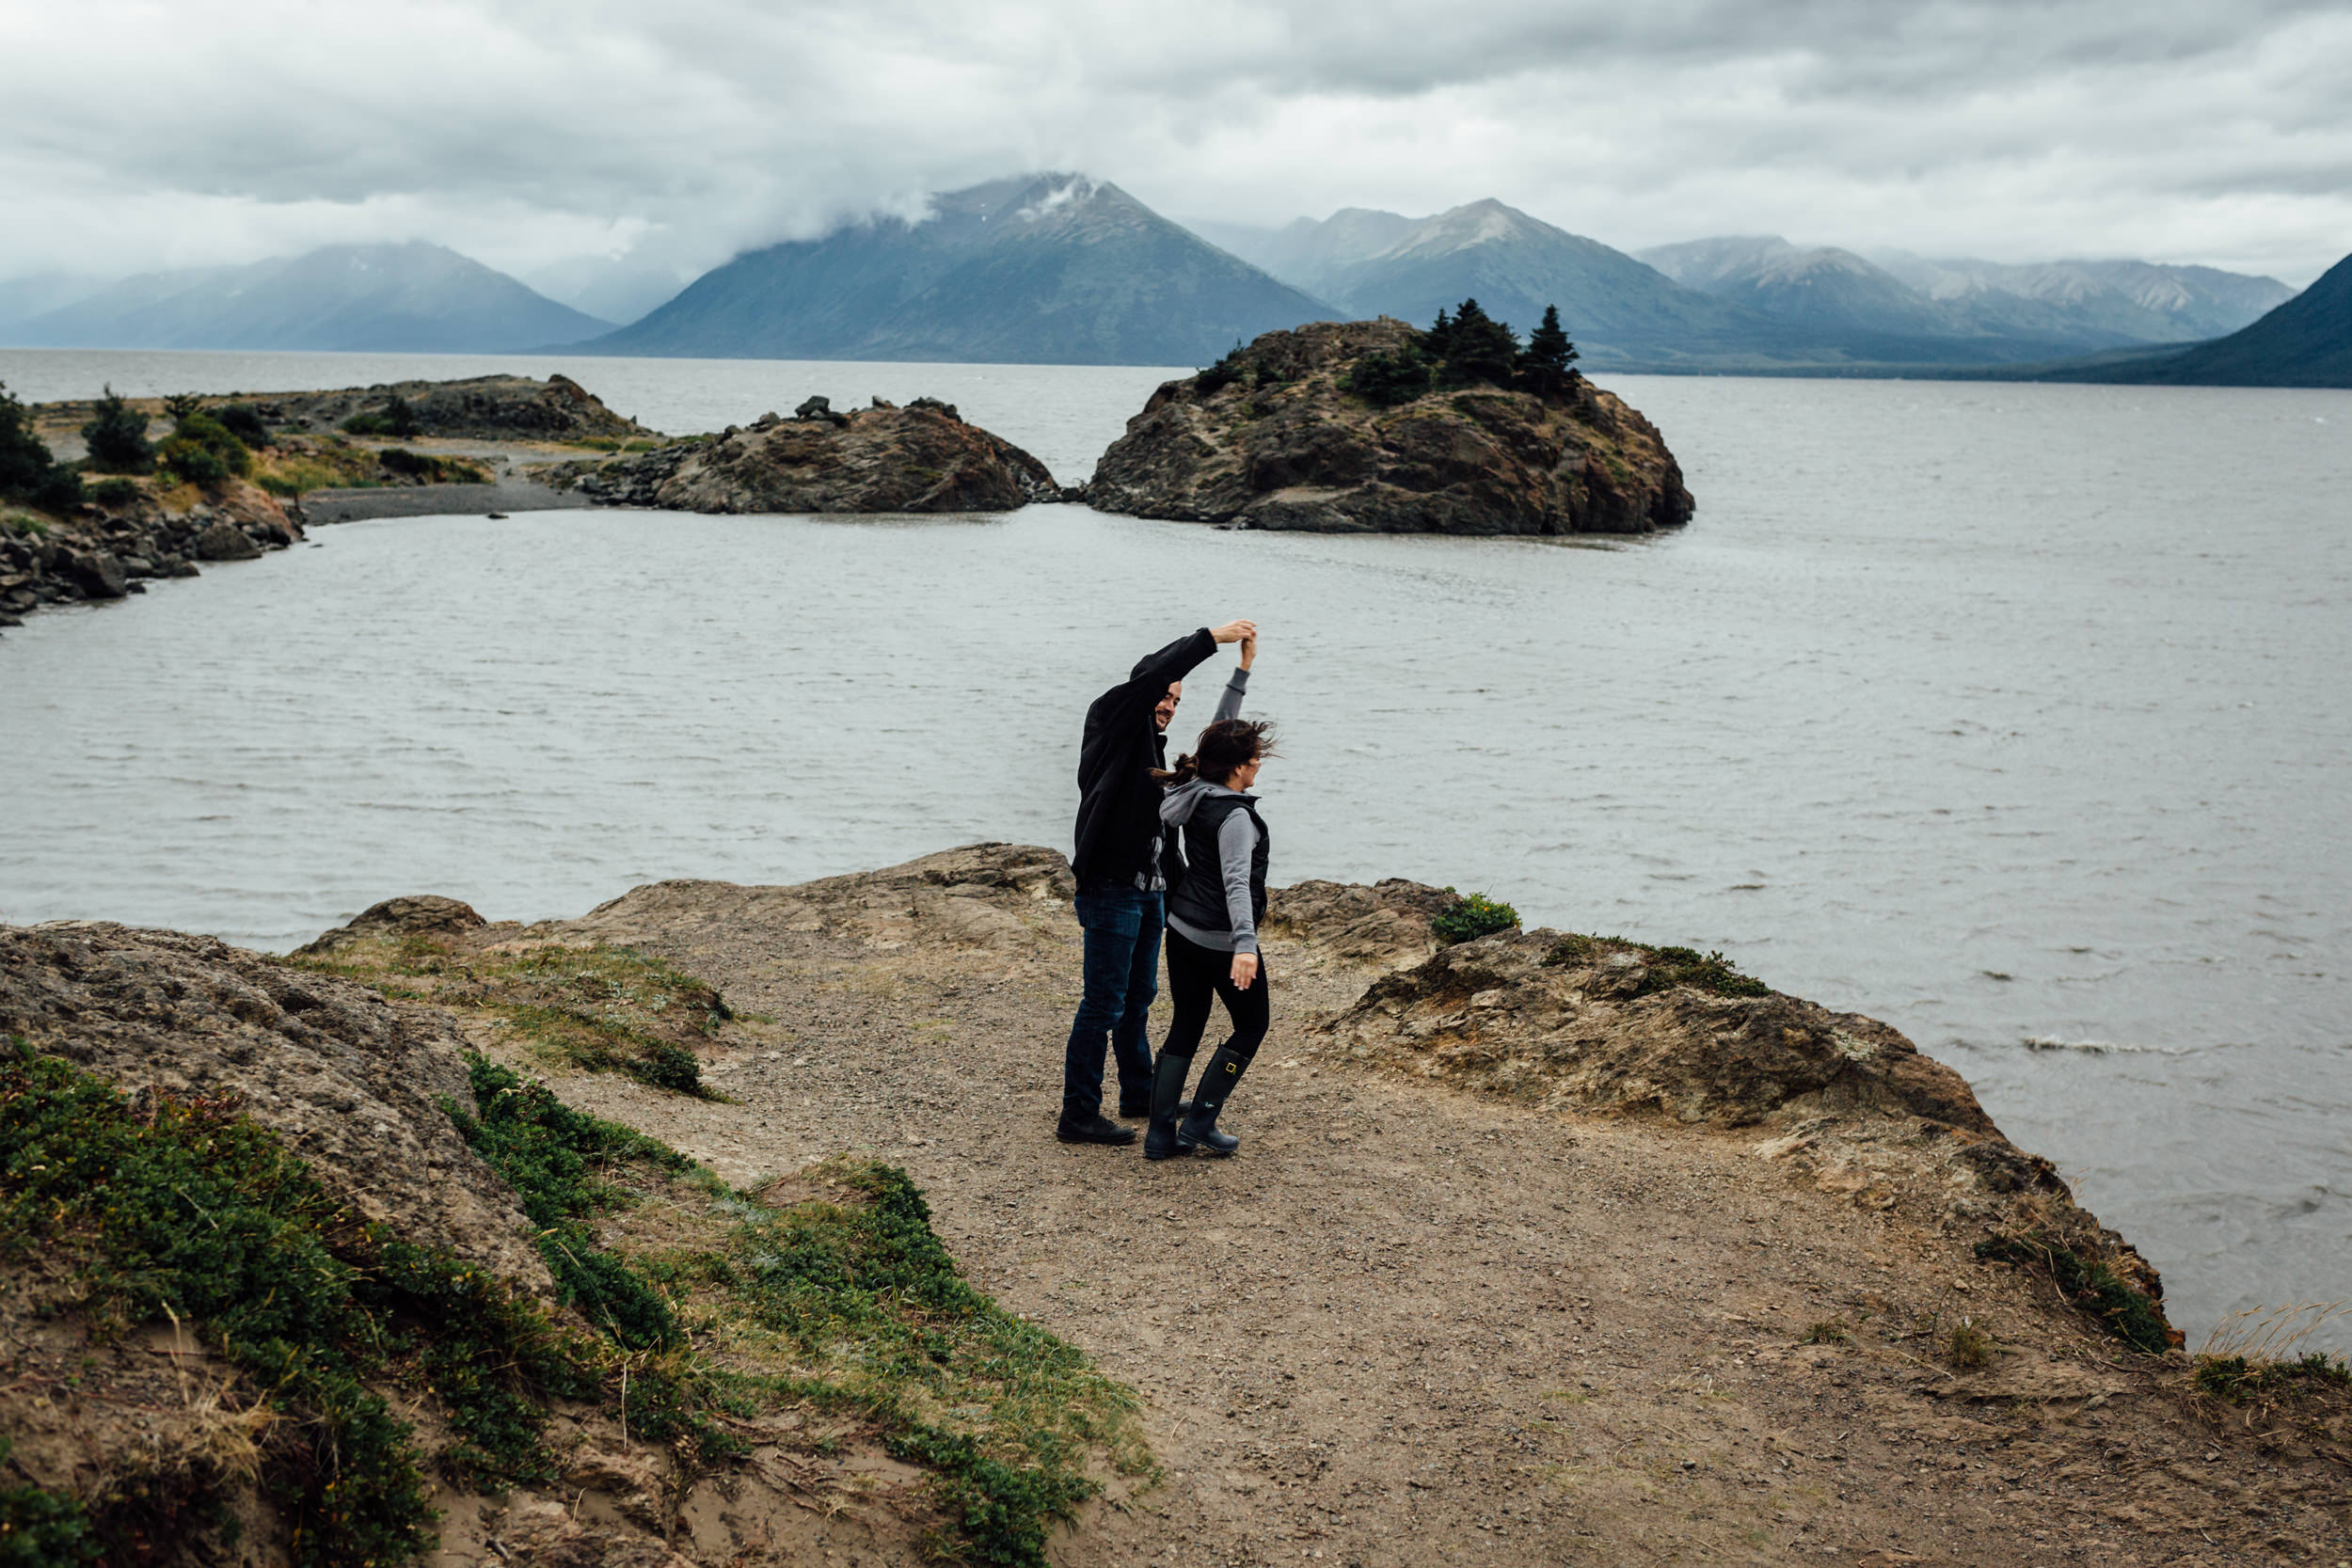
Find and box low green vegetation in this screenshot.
[570,436,663,453]
[87,477,141,509]
[342,394,421,437]
[1431,889,1522,945]
[1342,298,1583,407]
[0,382,85,515]
[1974,1230,2175,1354]
[2194,1352,2351,1400]
[378,447,491,483]
[291,935,723,1094]
[1540,932,1773,998]
[725,1158,1152,1563]
[3,1039,1147,1567]
[251,436,389,497]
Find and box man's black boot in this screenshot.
[1056,1107,1137,1145]
[1143,1052,1193,1162]
[1175,1045,1250,1156]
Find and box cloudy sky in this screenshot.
[3,0,2346,286]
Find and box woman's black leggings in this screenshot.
[1160,927,1270,1063]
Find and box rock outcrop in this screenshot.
[0,481,298,625]
[553,401,1064,514]
[1316,918,2166,1305]
[1089,318,1695,533]
[243,373,653,442]
[0,922,551,1291]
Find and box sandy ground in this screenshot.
[495,853,2351,1568]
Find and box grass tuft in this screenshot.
[1540,933,1772,998]
[1947,1319,1994,1370]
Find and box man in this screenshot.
[1058,618,1256,1145]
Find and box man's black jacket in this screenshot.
[1071,627,1216,887]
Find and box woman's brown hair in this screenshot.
[1163,718,1279,787]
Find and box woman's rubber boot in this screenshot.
[1175,1046,1249,1156]
[1143,1052,1193,1162]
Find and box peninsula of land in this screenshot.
[2,845,2344,1567]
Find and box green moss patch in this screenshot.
[722,1160,1152,1565]
[1541,932,1772,998]
[1974,1231,2176,1354]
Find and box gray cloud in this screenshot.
[0,0,2344,288]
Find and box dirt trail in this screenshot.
[518,849,2345,1568]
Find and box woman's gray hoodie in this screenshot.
[1162,778,1263,954]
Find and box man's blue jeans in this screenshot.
[1062,881,1162,1122]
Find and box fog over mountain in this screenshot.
[586,175,1329,366]
[10,243,610,353]
[2,0,2346,296]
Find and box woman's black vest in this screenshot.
[1168,792,1270,934]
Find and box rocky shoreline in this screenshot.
[4,844,2344,1566]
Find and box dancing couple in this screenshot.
[1057,619,1277,1162]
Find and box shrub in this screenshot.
[342,394,420,438]
[1630,945,1772,999]
[159,411,251,487]
[214,402,273,448]
[1343,347,1432,407]
[1947,1319,1994,1370]
[158,436,229,486]
[1431,889,1520,945]
[80,386,155,473]
[1194,343,1248,397]
[88,477,141,509]
[1974,1231,2176,1353]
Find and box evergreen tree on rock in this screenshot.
[1518,305,1580,398]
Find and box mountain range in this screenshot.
[6,243,611,353]
[0,178,2334,384]
[584,174,1328,365]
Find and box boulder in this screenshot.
[1089,318,1695,534]
[559,404,1061,515]
[192,520,263,562]
[65,549,128,599]
[296,894,486,957]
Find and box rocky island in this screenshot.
[549,395,1067,514]
[2,845,2344,1567]
[1090,315,1696,533]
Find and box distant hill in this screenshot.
[9,243,612,352]
[0,272,106,332]
[2054,251,2352,387]
[586,175,1332,366]
[1194,209,1417,300]
[1638,236,2293,360]
[1868,252,2296,344]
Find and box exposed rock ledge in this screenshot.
[1089,318,1695,533]
[549,396,1066,514]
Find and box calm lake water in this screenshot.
[3,346,2346,1351]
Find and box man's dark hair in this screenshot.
[1167,719,1279,786]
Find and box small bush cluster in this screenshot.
[1431,889,1521,945]
[158,410,254,486]
[1632,945,1772,999]
[342,395,421,438]
[1947,1319,1994,1370]
[2194,1352,2351,1400]
[1974,1231,2176,1354]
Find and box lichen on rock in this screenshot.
[1088,318,1695,534]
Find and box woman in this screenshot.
[1145,693,1278,1162]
